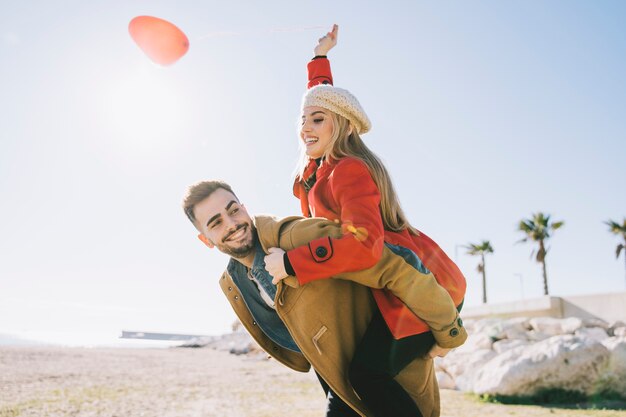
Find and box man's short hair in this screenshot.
[182,180,238,226]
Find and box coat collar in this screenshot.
[292,157,339,194]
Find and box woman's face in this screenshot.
[300,106,334,159]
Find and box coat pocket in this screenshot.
[277,284,308,314]
[312,325,328,355]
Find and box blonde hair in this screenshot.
[296,112,417,235]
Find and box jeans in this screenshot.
[316,372,361,417]
[348,309,431,417]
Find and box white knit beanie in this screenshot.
[301,84,371,134]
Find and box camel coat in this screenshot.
[218,215,467,417]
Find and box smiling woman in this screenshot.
[99,67,188,152]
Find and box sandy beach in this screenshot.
[1,346,625,417]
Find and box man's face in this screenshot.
[193,188,256,259]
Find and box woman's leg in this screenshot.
[348,309,435,417]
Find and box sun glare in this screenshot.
[101,67,187,152]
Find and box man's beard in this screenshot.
[216,223,257,259]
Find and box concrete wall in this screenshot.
[560,292,626,323]
[461,296,562,320]
[462,291,626,323]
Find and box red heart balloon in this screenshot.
[129,16,189,66]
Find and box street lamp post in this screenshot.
[514,273,524,299]
[454,244,464,263]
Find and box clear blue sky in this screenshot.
[1,1,625,346]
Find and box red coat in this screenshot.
[286,58,466,338]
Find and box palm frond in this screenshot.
[518,212,563,242]
[518,220,534,233]
[551,221,564,230]
[465,240,494,255]
[605,219,626,237]
[542,213,551,225]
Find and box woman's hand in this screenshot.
[314,24,338,56]
[427,344,452,359]
[264,247,289,284]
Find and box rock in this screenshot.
[500,317,531,340]
[453,332,493,354]
[602,336,625,351]
[436,371,456,390]
[472,318,508,340]
[454,373,474,392]
[232,319,245,332]
[229,345,251,355]
[614,327,626,338]
[492,339,531,354]
[582,318,609,330]
[575,327,609,343]
[526,330,552,342]
[503,328,528,340]
[439,316,625,398]
[192,331,259,354]
[433,356,445,372]
[595,337,626,398]
[440,348,496,378]
[471,335,610,396]
[529,317,582,336]
[179,336,216,348]
[560,317,584,333]
[453,349,498,392]
[528,317,563,336]
[461,318,477,333]
[607,321,626,337]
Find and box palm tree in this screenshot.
[465,241,494,304]
[517,212,564,296]
[605,218,626,287]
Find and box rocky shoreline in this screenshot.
[436,317,626,400]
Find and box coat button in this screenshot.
[252,321,257,326]
[449,328,459,337]
[228,287,232,291]
[234,295,239,300]
[315,246,328,258]
[457,318,463,327]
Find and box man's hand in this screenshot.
[314,24,338,56]
[427,344,452,359]
[264,247,289,284]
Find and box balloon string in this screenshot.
[196,25,327,40]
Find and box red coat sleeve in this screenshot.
[287,159,385,284]
[307,57,333,88]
